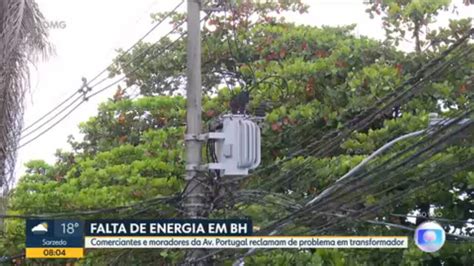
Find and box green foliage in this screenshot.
[366,0,451,52]
[245,249,345,266]
[2,0,472,264]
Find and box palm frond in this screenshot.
[0,0,51,195]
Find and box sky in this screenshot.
[15,0,474,182]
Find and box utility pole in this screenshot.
[183,0,207,264]
[184,0,204,219]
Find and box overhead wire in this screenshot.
[262,109,472,233]
[389,214,473,225]
[18,1,185,143]
[299,157,473,235]
[256,43,474,191]
[0,194,178,219]
[303,110,473,207]
[301,211,474,241]
[255,30,473,177]
[219,109,473,264]
[227,156,473,265]
[17,18,188,150]
[191,28,474,265]
[309,110,474,212]
[3,11,219,218]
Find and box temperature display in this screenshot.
[60,222,81,235]
[53,220,84,238]
[26,219,84,259]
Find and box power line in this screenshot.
[303,212,474,241]
[301,157,473,235]
[0,194,178,219]
[19,94,85,140]
[305,112,472,207]
[298,150,473,237]
[19,1,185,139]
[215,41,474,265]
[21,89,82,133]
[86,0,185,88]
[248,31,473,184]
[314,111,473,212]
[390,214,473,225]
[5,14,215,219]
[205,40,474,264]
[258,47,473,192]
[17,20,188,150]
[248,109,472,238]
[227,157,473,265]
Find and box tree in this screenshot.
[0,0,50,232]
[2,0,473,264]
[365,0,451,53]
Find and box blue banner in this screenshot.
[26,220,84,248]
[85,219,252,236]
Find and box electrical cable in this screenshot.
[222,82,472,265]
[299,157,473,235]
[0,194,178,219]
[257,45,473,191]
[19,1,185,139]
[19,93,84,140]
[252,109,472,237]
[247,33,473,182]
[188,27,474,266]
[390,214,473,225]
[226,156,473,265]
[311,110,473,212]
[296,146,473,236]
[17,21,188,150]
[86,0,185,88]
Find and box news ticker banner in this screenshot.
[26,219,408,259]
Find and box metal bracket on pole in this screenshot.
[184,132,225,142]
[185,164,207,172]
[185,163,225,172]
[201,7,226,12]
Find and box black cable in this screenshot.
[311,150,474,233]
[257,46,473,191]
[16,23,188,150]
[21,91,81,133]
[17,98,85,149]
[299,157,473,234]
[0,195,178,219]
[188,28,474,266]
[86,0,185,88]
[19,1,185,138]
[225,53,470,251]
[310,110,473,212]
[292,143,473,235]
[247,32,473,181]
[19,94,84,140]
[225,157,473,264]
[256,109,472,236]
[390,214,473,225]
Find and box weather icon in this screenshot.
[31,222,48,234]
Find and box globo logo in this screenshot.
[414,221,445,252]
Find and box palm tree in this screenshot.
[0,0,50,228]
